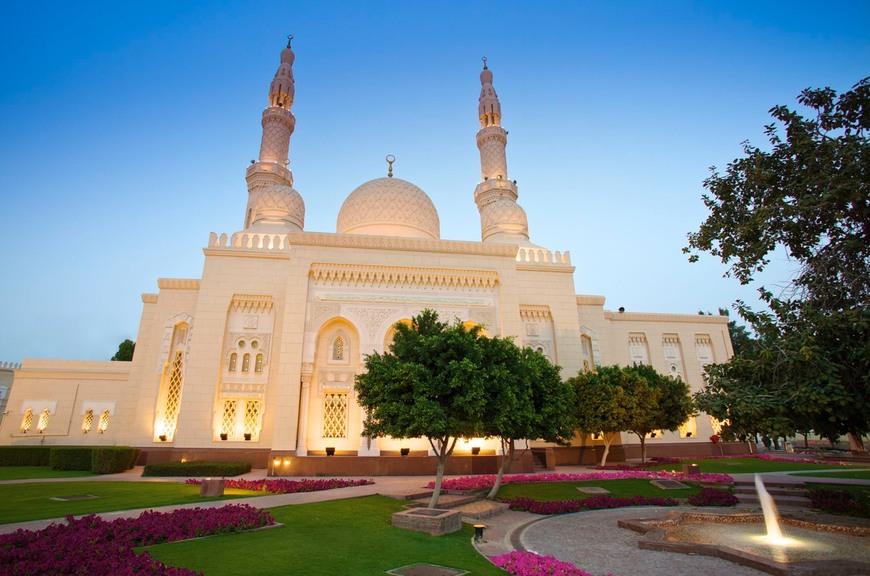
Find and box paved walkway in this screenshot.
[2,463,868,575]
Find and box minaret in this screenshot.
[474,58,529,244]
[244,36,304,232]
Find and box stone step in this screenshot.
[736,494,811,508]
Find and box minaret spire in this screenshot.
[474,59,529,243]
[243,36,304,232]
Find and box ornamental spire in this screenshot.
[478,56,501,128]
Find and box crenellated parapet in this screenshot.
[310,263,500,291]
[516,247,572,266]
[0,361,21,370]
[207,231,292,252]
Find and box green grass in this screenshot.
[0,466,96,480]
[495,478,701,501]
[792,469,870,480]
[146,496,504,576]
[0,481,268,524]
[643,457,853,474]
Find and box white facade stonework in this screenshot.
[0,40,732,467]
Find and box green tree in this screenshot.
[567,365,639,466]
[685,77,870,452]
[623,364,694,463]
[481,342,575,499]
[354,310,489,508]
[700,308,758,357]
[111,339,135,361]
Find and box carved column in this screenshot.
[295,367,312,456]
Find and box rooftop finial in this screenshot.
[287,34,294,48]
[482,56,488,70]
[386,154,395,178]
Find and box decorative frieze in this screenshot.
[230,294,274,313]
[628,333,650,365]
[220,382,266,398]
[142,293,158,304]
[310,263,499,291]
[157,278,201,291]
[520,304,553,323]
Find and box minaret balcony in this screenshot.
[474,179,518,204]
[246,161,293,183]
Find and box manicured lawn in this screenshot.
[793,469,870,480]
[147,496,504,576]
[0,466,95,480]
[643,457,852,474]
[495,478,701,501]
[0,481,267,524]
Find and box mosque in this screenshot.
[0,39,735,474]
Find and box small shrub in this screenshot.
[0,446,51,466]
[91,447,140,474]
[142,460,251,477]
[185,477,374,494]
[491,551,605,576]
[500,495,678,515]
[49,447,93,471]
[687,487,738,507]
[806,487,870,517]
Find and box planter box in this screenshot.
[199,478,226,497]
[391,508,462,536]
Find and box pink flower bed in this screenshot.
[430,470,732,491]
[491,551,613,576]
[184,477,374,494]
[0,504,273,576]
[501,495,678,515]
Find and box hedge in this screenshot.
[0,446,139,474]
[50,447,94,471]
[92,447,141,474]
[142,461,251,477]
[0,446,51,466]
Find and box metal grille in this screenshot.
[244,400,260,436]
[98,410,110,434]
[163,350,184,440]
[221,400,237,437]
[21,408,33,433]
[322,393,347,438]
[37,409,51,433]
[82,409,94,433]
[332,336,344,360]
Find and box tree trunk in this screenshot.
[486,438,515,500]
[600,432,616,467]
[847,432,868,455]
[429,458,445,509]
[427,436,457,508]
[636,433,647,463]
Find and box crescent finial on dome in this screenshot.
[386,154,395,178]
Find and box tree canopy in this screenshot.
[111,339,135,361]
[355,310,489,508]
[686,77,870,451]
[481,341,575,498]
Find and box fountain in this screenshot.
[619,475,870,575]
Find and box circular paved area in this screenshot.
[519,507,767,576]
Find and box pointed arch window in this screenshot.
[37,409,51,433]
[255,353,264,373]
[229,353,237,372]
[82,409,94,433]
[242,353,251,373]
[332,336,344,361]
[98,410,111,434]
[20,408,33,433]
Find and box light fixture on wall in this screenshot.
[325,447,336,456]
[471,446,481,455]
[159,435,167,442]
[400,447,410,456]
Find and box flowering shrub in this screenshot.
[490,551,609,576]
[648,456,682,464]
[184,477,374,494]
[431,470,733,491]
[805,487,870,517]
[687,487,738,507]
[500,495,678,514]
[710,434,720,443]
[0,504,273,575]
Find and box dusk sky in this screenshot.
[1,1,868,363]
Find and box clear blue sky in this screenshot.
[1,1,867,362]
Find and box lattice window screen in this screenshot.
[322,393,347,438]
[21,408,33,433]
[82,410,94,433]
[221,400,237,437]
[98,410,110,433]
[244,400,261,435]
[37,409,51,433]
[332,337,344,360]
[163,350,184,439]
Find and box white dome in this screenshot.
[481,198,529,242]
[337,177,440,239]
[249,184,304,231]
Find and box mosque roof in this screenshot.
[336,176,441,240]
